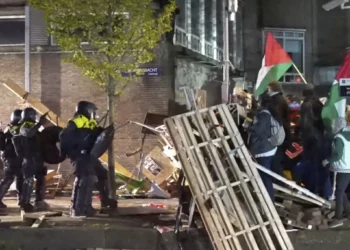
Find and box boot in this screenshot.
[22,203,34,213]
[20,177,34,213]
[0,201,7,209]
[70,177,80,212]
[35,175,46,202]
[97,180,117,209]
[70,176,88,217]
[34,175,48,211]
[84,176,96,217]
[16,174,23,206]
[0,175,14,209]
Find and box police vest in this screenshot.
[21,121,35,128]
[4,124,20,136]
[70,115,97,130]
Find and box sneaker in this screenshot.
[0,201,7,209]
[329,219,344,228]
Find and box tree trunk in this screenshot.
[107,81,117,200]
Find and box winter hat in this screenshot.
[332,117,347,135]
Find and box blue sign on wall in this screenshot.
[121,67,161,77]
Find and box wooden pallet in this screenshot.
[165,104,294,250]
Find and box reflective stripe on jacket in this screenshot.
[70,115,97,130]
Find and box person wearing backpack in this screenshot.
[248,93,285,200]
[267,82,291,178]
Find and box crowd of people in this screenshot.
[242,81,350,228]
[0,101,116,217]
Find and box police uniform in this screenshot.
[0,109,24,208]
[13,108,47,212]
[60,101,102,216]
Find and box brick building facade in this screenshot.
[0,3,175,172]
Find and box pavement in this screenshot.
[1,197,350,250]
[0,196,179,250]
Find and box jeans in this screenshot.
[335,173,350,220]
[271,146,284,177]
[297,153,332,199]
[256,156,274,201]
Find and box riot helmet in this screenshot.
[10,109,22,125]
[76,101,98,119]
[21,107,37,122]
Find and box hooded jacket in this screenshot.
[268,82,291,148]
[248,108,276,156]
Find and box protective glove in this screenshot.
[322,159,329,167]
[39,112,49,124]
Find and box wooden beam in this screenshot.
[2,79,136,180]
[31,215,46,228]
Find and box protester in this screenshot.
[325,117,350,228]
[267,81,291,178]
[299,84,331,199]
[248,92,284,200]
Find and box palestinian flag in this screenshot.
[321,53,349,131]
[255,32,293,96]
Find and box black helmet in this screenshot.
[10,109,22,125]
[76,101,97,119]
[21,107,37,122]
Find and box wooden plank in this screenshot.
[31,215,46,228]
[254,161,331,208]
[3,78,136,181]
[24,211,63,220]
[45,170,57,183]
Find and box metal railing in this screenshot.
[174,25,224,62]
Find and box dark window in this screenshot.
[0,19,25,45]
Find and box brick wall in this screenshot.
[0,41,175,175]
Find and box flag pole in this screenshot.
[292,63,307,84]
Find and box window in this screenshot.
[263,28,305,83]
[0,18,25,46]
[317,66,340,85]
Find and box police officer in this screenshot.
[60,101,111,216]
[13,108,47,212]
[0,109,24,208]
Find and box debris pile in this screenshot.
[277,200,335,230]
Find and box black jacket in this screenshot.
[270,92,291,147]
[300,96,324,151]
[59,114,102,160]
[0,125,21,160]
[248,108,276,156]
[12,120,42,160]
